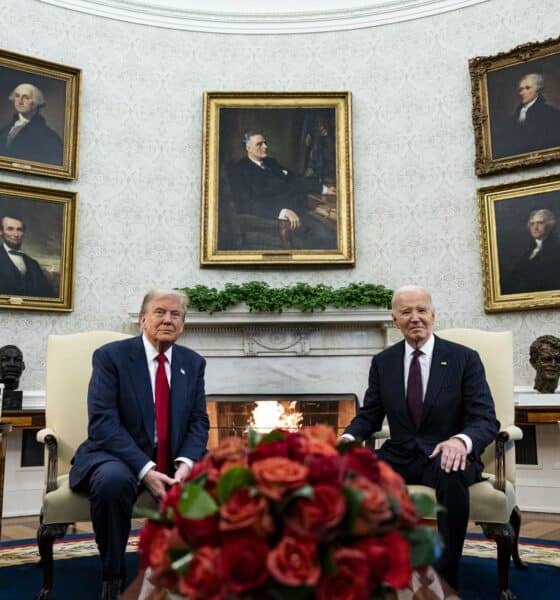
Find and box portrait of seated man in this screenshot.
[225,130,338,251]
[0,82,63,165]
[0,213,56,298]
[492,73,560,159]
[500,208,560,295]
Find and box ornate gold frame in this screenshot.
[0,181,77,312]
[200,92,354,266]
[478,174,560,312]
[470,36,560,176]
[0,49,81,180]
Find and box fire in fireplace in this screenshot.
[205,394,358,448]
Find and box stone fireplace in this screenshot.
[129,306,394,440]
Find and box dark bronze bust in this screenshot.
[0,344,25,409]
[529,335,560,393]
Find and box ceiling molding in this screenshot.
[36,0,490,34]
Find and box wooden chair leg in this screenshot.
[479,521,517,600]
[35,520,69,600]
[509,506,528,570]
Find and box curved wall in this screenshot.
[0,0,558,388]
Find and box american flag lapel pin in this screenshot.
[180,368,186,375]
[441,361,447,366]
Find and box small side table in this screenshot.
[0,422,13,539]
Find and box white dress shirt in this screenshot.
[518,97,538,123]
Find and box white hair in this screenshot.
[139,289,189,316]
[391,285,434,310]
[521,73,544,92]
[9,83,45,108]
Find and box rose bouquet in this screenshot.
[138,425,440,600]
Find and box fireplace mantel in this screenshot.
[128,306,394,357]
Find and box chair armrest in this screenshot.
[493,426,522,493]
[36,427,60,493]
[373,427,390,440]
[500,424,523,441]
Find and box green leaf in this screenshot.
[132,506,171,523]
[278,484,314,511]
[171,551,193,575]
[410,492,442,519]
[247,428,262,449]
[267,585,314,600]
[216,466,255,503]
[406,526,441,569]
[259,430,287,444]
[341,485,363,532]
[177,482,218,519]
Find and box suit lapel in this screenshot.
[169,346,190,455]
[128,337,155,443]
[422,336,450,422]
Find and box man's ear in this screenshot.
[21,360,25,373]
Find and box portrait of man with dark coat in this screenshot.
[0,82,63,165]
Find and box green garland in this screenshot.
[178,282,393,313]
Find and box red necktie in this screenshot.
[155,353,171,475]
[407,349,423,427]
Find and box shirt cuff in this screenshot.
[453,434,473,454]
[339,433,355,442]
[138,460,155,482]
[175,457,194,471]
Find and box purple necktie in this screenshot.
[407,349,423,427]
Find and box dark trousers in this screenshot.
[80,459,140,581]
[377,448,479,590]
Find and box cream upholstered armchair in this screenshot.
[399,329,525,599]
[35,331,155,600]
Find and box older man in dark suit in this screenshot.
[342,286,498,590]
[0,83,63,165]
[70,289,209,600]
[0,214,55,297]
[228,130,337,249]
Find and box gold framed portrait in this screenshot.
[0,49,81,180]
[478,174,560,312]
[200,92,354,267]
[0,181,77,311]
[470,36,560,176]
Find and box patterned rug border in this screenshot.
[1,532,559,569]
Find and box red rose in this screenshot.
[377,460,406,497]
[343,446,380,482]
[147,527,187,591]
[284,484,346,540]
[219,534,270,594]
[209,436,247,467]
[178,546,225,600]
[249,439,290,464]
[138,520,165,569]
[251,457,309,500]
[267,535,320,587]
[176,513,221,547]
[345,476,392,536]
[316,548,371,600]
[305,454,344,486]
[160,482,182,511]
[219,487,274,536]
[354,532,412,589]
[299,424,338,446]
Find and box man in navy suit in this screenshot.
[70,289,209,600]
[343,286,498,590]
